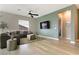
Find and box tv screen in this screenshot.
[40,21,50,29]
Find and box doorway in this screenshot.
[58,10,71,40]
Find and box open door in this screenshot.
[58,10,71,40]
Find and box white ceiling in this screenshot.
[0,4,72,17]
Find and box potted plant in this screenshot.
[0,21,8,32]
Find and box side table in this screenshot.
[7,38,17,51]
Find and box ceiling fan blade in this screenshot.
[31,14,39,16]
[28,10,39,18]
[31,15,33,18]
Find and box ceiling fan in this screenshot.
[28,11,39,18]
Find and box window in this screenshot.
[18,20,29,30]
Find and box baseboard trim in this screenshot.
[70,41,75,44]
[37,35,59,40]
[37,35,75,44]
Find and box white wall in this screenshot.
[0,11,37,33]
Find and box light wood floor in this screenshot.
[0,38,79,55]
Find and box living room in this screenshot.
[0,4,79,55]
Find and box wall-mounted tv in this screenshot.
[40,21,50,29]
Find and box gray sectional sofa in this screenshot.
[0,31,32,49]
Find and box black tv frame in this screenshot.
[40,21,50,29]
